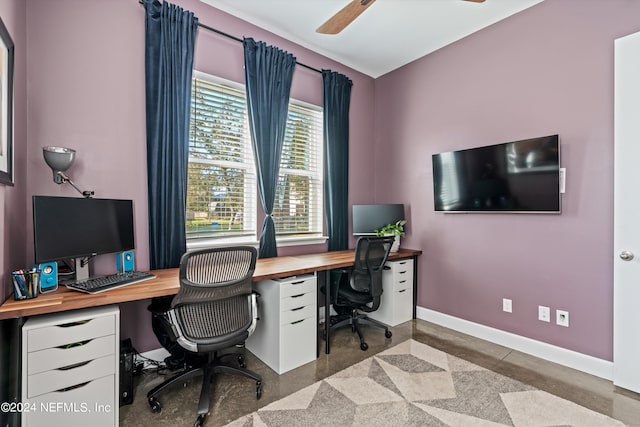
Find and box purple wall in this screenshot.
[374,0,640,361]
[0,0,27,304]
[23,0,374,351]
[5,0,638,361]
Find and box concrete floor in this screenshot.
[120,319,640,426]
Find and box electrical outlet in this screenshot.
[538,305,550,322]
[502,298,512,313]
[556,310,569,327]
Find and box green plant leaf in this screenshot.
[375,219,406,237]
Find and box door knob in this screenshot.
[619,251,634,261]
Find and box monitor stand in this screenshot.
[74,257,90,281]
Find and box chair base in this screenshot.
[327,309,392,351]
[147,350,262,426]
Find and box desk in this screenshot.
[0,248,422,354]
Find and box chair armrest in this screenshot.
[248,293,259,335]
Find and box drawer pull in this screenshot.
[58,339,92,349]
[399,271,407,275]
[399,261,407,265]
[291,280,305,285]
[56,381,91,393]
[290,319,305,325]
[291,293,305,298]
[399,289,407,293]
[291,306,305,312]
[57,360,91,371]
[57,319,92,328]
[399,280,407,284]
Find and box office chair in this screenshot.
[146,246,262,427]
[325,236,395,351]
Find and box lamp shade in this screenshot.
[43,146,76,184]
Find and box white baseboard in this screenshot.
[416,306,613,381]
[138,308,613,380]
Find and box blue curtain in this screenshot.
[243,38,296,258]
[144,0,198,269]
[322,70,353,251]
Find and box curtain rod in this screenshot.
[140,0,323,74]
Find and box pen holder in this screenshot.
[11,269,40,300]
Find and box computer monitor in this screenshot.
[352,204,405,235]
[33,196,135,278]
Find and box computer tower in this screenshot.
[120,338,134,406]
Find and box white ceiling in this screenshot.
[200,0,544,78]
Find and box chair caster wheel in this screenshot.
[193,414,206,427]
[385,330,392,339]
[238,355,246,368]
[360,342,368,351]
[148,396,162,413]
[256,381,263,399]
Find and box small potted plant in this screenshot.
[375,220,406,252]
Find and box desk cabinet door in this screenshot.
[247,274,317,374]
[24,375,116,427]
[280,317,316,373]
[21,306,119,427]
[369,259,414,326]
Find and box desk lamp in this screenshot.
[42,146,94,198]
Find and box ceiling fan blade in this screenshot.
[316,0,377,35]
[463,0,486,3]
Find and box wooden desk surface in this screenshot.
[0,248,421,320]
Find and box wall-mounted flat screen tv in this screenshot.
[432,134,560,213]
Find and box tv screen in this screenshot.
[432,135,560,213]
[352,204,405,235]
[33,196,135,263]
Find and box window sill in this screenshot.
[276,235,328,247]
[186,235,328,251]
[187,236,260,251]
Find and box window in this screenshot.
[186,72,324,242]
[187,74,257,239]
[274,103,323,236]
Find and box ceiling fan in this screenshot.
[316,0,486,35]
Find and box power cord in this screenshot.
[131,346,173,376]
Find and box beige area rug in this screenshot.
[226,339,626,426]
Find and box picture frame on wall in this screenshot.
[0,15,14,186]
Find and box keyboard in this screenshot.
[65,271,156,294]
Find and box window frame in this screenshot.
[186,72,257,243]
[274,100,325,239]
[186,71,327,250]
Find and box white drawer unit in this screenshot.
[246,274,317,374]
[21,306,120,427]
[368,259,414,327]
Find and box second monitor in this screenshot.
[352,204,405,235]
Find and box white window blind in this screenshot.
[274,103,324,236]
[186,76,257,239]
[186,72,324,241]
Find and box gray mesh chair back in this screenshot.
[350,236,394,312]
[147,246,263,426]
[325,236,395,351]
[170,246,258,353]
